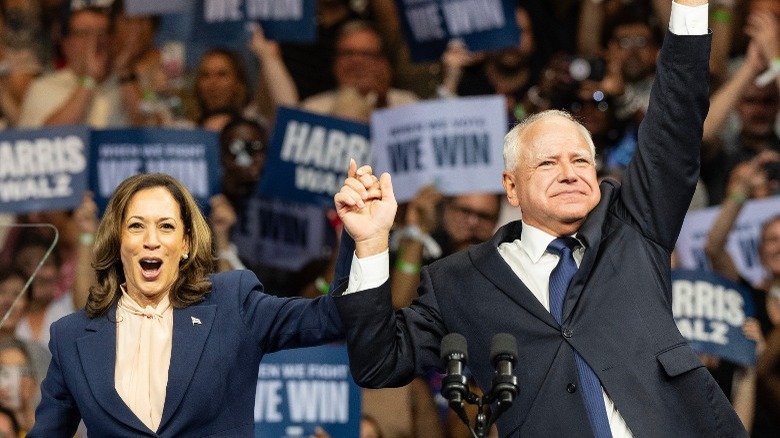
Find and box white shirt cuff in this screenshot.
[669,2,708,36]
[344,249,390,294]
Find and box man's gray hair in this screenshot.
[503,110,596,171]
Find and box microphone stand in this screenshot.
[441,332,519,438]
[447,380,515,438]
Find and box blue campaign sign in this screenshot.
[0,126,91,214]
[671,269,757,367]
[232,197,334,271]
[88,128,220,214]
[254,344,361,437]
[194,0,316,44]
[394,0,520,62]
[259,106,371,207]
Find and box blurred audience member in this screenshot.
[187,48,261,125]
[701,4,780,204]
[603,10,661,125]
[303,20,417,121]
[0,268,49,382]
[704,151,780,435]
[0,339,38,433]
[10,233,74,350]
[0,0,45,128]
[439,6,538,124]
[17,5,142,127]
[391,187,501,308]
[276,0,359,101]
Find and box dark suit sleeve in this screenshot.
[333,266,447,388]
[620,30,711,250]
[234,270,344,353]
[27,322,82,437]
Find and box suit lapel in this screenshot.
[470,221,558,328]
[76,307,151,433]
[158,303,216,429]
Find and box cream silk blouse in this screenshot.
[115,286,173,432]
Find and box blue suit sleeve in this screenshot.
[27,322,82,437]
[234,270,344,353]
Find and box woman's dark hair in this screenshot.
[86,173,214,318]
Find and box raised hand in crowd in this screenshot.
[745,4,780,88]
[390,185,443,308]
[71,191,99,310]
[208,194,242,273]
[704,150,780,282]
[247,22,299,110]
[439,40,480,97]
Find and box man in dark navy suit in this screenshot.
[332,0,748,436]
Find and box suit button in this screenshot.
[562,328,573,338]
[567,383,577,393]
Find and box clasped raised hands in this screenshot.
[334,159,397,258]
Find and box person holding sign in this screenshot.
[28,173,343,437]
[704,150,780,435]
[332,1,749,436]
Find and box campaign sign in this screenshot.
[89,128,220,213]
[254,344,360,437]
[195,0,316,44]
[675,195,780,287]
[124,0,189,16]
[371,95,506,202]
[233,197,333,271]
[394,0,520,62]
[672,269,756,367]
[0,126,90,214]
[259,106,371,206]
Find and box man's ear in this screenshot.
[502,171,520,207]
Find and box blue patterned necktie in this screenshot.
[547,237,612,438]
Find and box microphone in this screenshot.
[489,333,519,407]
[440,333,469,406]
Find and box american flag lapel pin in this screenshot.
[191,316,202,326]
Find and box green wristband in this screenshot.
[711,9,732,24]
[395,259,421,275]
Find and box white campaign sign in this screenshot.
[371,95,507,202]
[675,195,780,287]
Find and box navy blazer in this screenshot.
[334,32,748,437]
[29,270,343,437]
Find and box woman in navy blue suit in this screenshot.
[28,173,343,437]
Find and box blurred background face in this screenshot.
[333,29,391,96]
[610,23,657,82]
[443,193,501,249]
[221,122,267,189]
[0,344,34,412]
[14,246,57,303]
[760,219,780,277]
[0,274,26,330]
[196,53,246,112]
[737,84,779,138]
[63,10,111,79]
